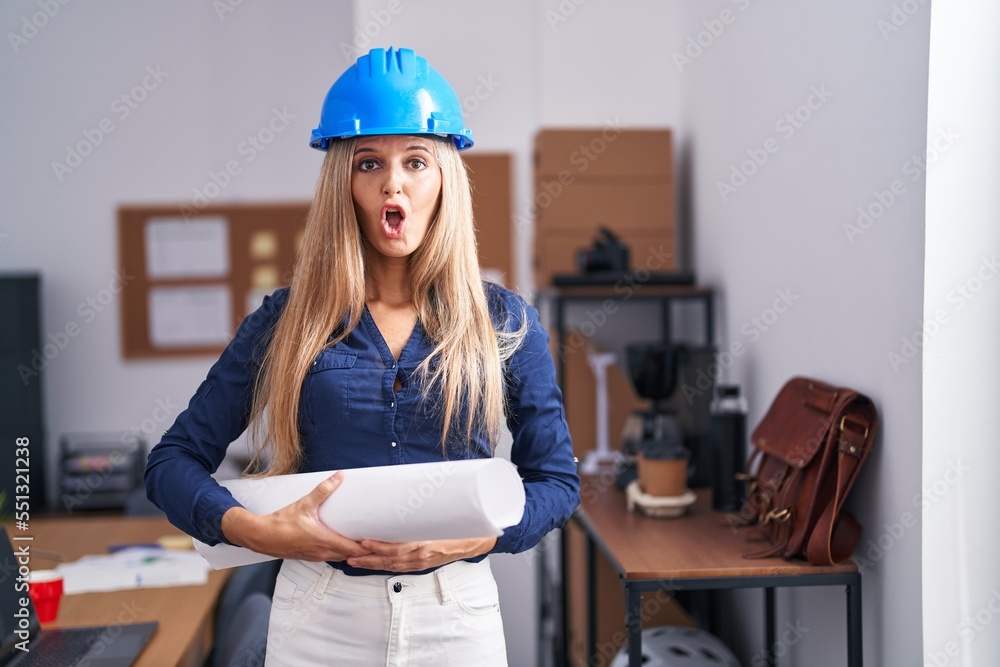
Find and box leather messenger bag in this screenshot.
[737,376,878,566]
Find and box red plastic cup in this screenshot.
[28,570,64,623]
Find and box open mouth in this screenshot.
[381,205,406,239]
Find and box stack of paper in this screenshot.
[57,548,211,594]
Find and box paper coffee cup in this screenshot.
[637,453,688,497]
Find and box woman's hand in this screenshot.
[221,472,371,562]
[345,536,499,572]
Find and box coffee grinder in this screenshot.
[618,344,688,487]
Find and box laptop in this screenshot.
[0,528,158,667]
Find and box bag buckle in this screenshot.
[839,415,869,440]
[762,508,792,525]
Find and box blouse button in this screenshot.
[391,441,397,447]
[390,401,394,408]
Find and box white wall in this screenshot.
[678,1,927,665]
[923,1,1000,666]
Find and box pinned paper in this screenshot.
[145,217,229,279]
[194,459,526,569]
[148,285,232,348]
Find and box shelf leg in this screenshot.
[626,585,642,667]
[660,299,672,344]
[847,580,863,667]
[586,535,597,664]
[765,587,776,666]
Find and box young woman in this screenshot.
[145,47,579,665]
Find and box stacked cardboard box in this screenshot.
[464,153,514,287]
[533,128,677,286]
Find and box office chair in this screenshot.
[212,560,281,666]
[215,592,271,667]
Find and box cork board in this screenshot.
[117,203,309,359]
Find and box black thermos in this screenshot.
[710,385,748,511]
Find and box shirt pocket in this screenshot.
[303,349,357,434]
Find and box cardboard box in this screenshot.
[534,180,676,233]
[533,128,678,287]
[535,129,673,179]
[464,153,513,287]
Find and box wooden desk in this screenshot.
[575,478,861,667]
[6,516,229,667]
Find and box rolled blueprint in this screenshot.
[193,458,525,569]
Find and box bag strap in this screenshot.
[804,397,876,564]
[803,381,839,413]
[732,448,765,528]
[741,466,799,559]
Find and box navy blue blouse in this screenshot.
[144,283,580,575]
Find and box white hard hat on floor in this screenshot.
[610,626,741,667]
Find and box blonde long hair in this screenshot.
[246,137,525,475]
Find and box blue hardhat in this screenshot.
[310,47,474,152]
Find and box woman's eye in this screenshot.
[408,158,427,170]
[357,159,379,172]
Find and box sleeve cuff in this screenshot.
[491,522,523,554]
[193,486,244,547]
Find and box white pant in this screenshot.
[264,557,508,666]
